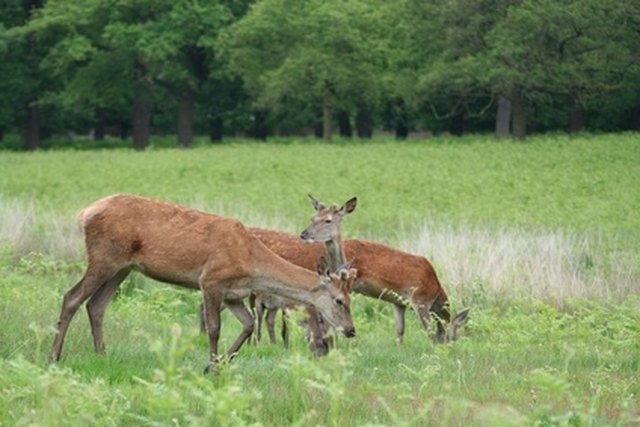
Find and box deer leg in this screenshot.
[429,296,451,343]
[201,288,223,372]
[198,302,207,334]
[307,309,329,357]
[223,299,255,359]
[265,308,278,344]
[50,264,121,361]
[86,268,130,355]
[393,303,407,345]
[412,300,443,342]
[281,310,289,349]
[254,299,264,344]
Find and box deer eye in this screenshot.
[335,298,344,306]
[325,219,332,223]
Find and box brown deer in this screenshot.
[243,196,357,350]
[49,194,356,371]
[252,257,357,352]
[258,195,469,344]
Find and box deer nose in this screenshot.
[343,326,356,338]
[299,230,308,240]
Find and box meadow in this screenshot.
[0,133,639,426]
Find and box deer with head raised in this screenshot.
[50,194,356,371]
[296,195,468,343]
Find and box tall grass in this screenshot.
[399,222,639,303]
[1,197,637,303]
[1,134,639,425]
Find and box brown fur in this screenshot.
[252,227,462,343]
[50,194,355,370]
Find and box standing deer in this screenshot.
[50,194,356,371]
[251,195,468,344]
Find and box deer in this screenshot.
[49,194,356,372]
[251,257,357,352]
[254,195,468,344]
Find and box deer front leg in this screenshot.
[201,287,223,374]
[393,304,406,345]
[265,308,278,344]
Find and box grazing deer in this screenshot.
[252,195,466,344]
[252,258,357,350]
[49,194,356,371]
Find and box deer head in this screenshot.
[312,256,356,337]
[300,194,357,243]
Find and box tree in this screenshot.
[487,0,640,136]
[1,0,51,149]
[220,0,388,143]
[14,0,232,149]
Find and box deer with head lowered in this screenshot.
[293,195,469,343]
[251,256,357,352]
[50,194,356,372]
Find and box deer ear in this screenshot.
[336,261,353,271]
[308,194,326,211]
[343,196,357,214]
[452,308,470,328]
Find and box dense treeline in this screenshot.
[0,0,639,149]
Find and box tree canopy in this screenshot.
[1,0,638,149]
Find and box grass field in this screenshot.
[1,133,639,426]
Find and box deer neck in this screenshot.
[325,237,346,271]
[250,244,321,305]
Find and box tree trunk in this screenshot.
[322,90,332,143]
[511,90,526,140]
[356,104,372,138]
[119,121,129,139]
[177,88,194,148]
[630,103,640,130]
[450,112,464,136]
[568,95,585,133]
[251,109,269,140]
[132,84,151,150]
[395,98,409,139]
[209,116,223,142]
[337,111,352,137]
[23,103,40,151]
[495,96,511,138]
[94,109,106,140]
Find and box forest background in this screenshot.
[1,0,639,149]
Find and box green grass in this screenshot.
[1,133,639,425]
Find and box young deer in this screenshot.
[251,257,357,354]
[50,194,356,371]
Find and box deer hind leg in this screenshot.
[223,299,255,359]
[198,302,207,334]
[50,263,122,361]
[393,303,407,345]
[86,268,130,355]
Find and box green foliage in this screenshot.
[0,135,638,424]
[220,0,389,119]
